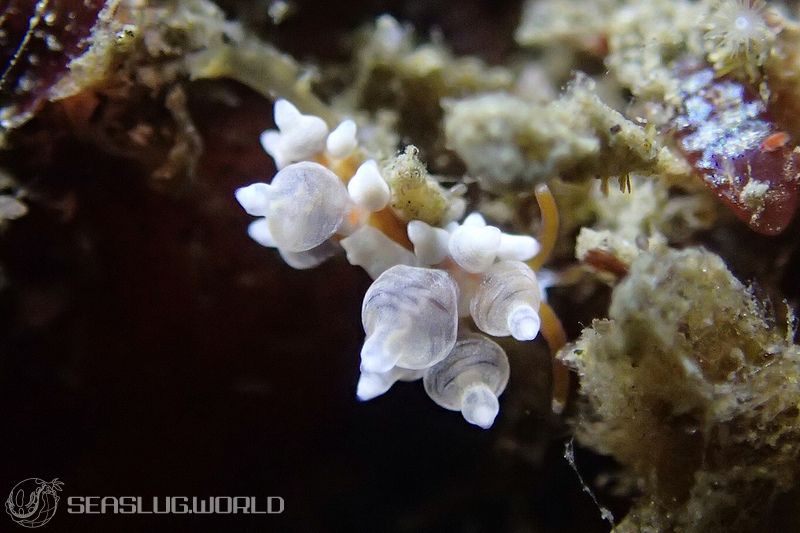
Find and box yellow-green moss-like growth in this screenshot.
[383,146,448,226]
[560,247,800,533]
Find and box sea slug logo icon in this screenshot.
[5,478,63,528]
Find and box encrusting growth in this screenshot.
[560,247,800,532]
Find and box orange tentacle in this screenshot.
[539,301,571,414]
[529,184,559,271]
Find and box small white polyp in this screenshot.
[497,233,541,261]
[449,224,501,273]
[461,383,500,429]
[407,220,450,266]
[347,160,390,212]
[374,15,407,55]
[507,305,541,341]
[327,119,358,158]
[235,183,272,216]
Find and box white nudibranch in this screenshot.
[424,334,510,429]
[361,265,459,373]
[471,260,542,341]
[236,98,558,429]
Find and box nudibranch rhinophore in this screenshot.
[235,99,569,428]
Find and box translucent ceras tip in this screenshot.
[247,218,276,247]
[326,119,358,159]
[361,265,458,373]
[278,240,339,270]
[423,334,510,429]
[248,215,339,269]
[260,99,329,168]
[507,305,541,341]
[471,260,541,341]
[347,160,390,212]
[497,233,541,262]
[407,220,450,266]
[448,224,502,273]
[267,161,351,252]
[356,366,424,401]
[235,183,272,217]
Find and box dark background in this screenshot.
[0,0,625,531]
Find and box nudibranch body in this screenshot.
[235,99,561,428]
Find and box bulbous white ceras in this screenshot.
[470,260,541,341]
[361,265,459,373]
[423,334,510,429]
[237,161,352,253]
